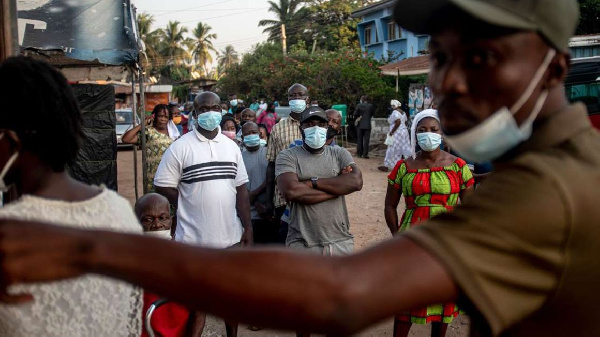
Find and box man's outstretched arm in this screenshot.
[0,220,458,336]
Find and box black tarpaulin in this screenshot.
[68,84,118,190]
[17,0,138,65]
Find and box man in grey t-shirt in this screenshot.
[275,106,363,255]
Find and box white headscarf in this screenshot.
[390,99,401,108]
[167,120,181,140]
[411,109,440,159]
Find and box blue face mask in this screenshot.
[289,99,307,113]
[221,109,228,116]
[417,132,442,152]
[230,99,238,107]
[303,126,327,149]
[243,134,261,147]
[259,139,267,146]
[197,111,222,131]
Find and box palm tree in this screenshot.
[258,0,307,55]
[190,22,217,76]
[217,45,239,76]
[136,13,161,71]
[158,21,189,67]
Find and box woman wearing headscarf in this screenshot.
[378,100,412,172]
[0,56,142,336]
[122,104,180,192]
[384,109,474,337]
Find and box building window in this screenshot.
[365,26,372,45]
[388,21,396,40]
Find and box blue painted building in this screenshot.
[570,35,600,59]
[351,0,429,62]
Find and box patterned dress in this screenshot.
[387,158,474,324]
[384,110,412,168]
[138,127,174,192]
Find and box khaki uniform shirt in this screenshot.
[405,103,600,336]
[266,117,302,208]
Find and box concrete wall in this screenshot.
[370,118,390,145]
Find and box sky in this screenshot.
[133,0,273,59]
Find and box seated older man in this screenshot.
[135,193,201,337]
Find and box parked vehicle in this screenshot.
[565,56,600,129]
[115,109,140,147]
[275,106,291,119]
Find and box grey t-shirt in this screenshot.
[275,145,355,247]
[242,146,268,220]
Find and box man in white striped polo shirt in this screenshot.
[154,92,253,249]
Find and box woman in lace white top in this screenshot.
[0,57,142,336]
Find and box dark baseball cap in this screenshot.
[394,0,579,50]
[300,106,328,123]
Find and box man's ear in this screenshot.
[4,130,22,152]
[545,51,570,89]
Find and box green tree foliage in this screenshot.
[217,45,240,76]
[258,0,309,49]
[190,22,217,76]
[577,0,600,35]
[216,42,396,116]
[136,14,216,82]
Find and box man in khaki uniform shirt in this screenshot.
[0,0,598,336]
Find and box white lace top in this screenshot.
[0,187,143,337]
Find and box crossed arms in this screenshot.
[276,163,363,205]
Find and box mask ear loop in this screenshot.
[510,49,556,115]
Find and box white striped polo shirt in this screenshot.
[154,126,249,248]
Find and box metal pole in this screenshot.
[130,68,139,200]
[0,0,17,61]
[139,72,148,194]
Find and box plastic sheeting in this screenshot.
[17,0,138,65]
[68,84,118,190]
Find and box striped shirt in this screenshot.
[154,126,249,248]
[266,117,302,207]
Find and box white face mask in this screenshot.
[144,229,172,240]
[444,49,556,163]
[0,133,19,193]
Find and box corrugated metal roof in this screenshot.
[379,55,430,76]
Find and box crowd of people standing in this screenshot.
[0,1,595,336]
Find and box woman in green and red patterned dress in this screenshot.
[384,109,474,337]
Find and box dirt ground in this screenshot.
[116,147,469,337]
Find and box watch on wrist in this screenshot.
[311,177,318,189]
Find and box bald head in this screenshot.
[241,108,257,123]
[288,83,309,101]
[242,121,258,135]
[193,92,221,111]
[135,193,169,219]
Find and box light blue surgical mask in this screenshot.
[221,109,228,116]
[243,134,261,147]
[197,111,222,131]
[289,99,307,113]
[444,49,556,163]
[259,139,267,146]
[230,99,238,107]
[303,126,327,149]
[417,132,442,152]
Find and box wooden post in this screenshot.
[139,72,148,194]
[281,23,287,56]
[0,0,17,61]
[130,69,139,200]
[396,68,399,94]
